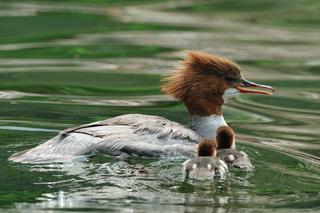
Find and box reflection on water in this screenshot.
[0,0,319,212]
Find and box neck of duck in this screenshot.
[187,98,228,140]
[185,93,228,139]
[188,114,227,139]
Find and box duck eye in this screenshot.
[225,76,236,82]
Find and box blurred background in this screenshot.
[0,0,319,212]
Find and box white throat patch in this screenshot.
[223,88,239,101]
[188,114,227,139]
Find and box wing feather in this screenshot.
[10,114,200,163]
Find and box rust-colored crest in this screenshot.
[197,139,217,157]
[161,51,241,115]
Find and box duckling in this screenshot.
[216,126,254,171]
[183,139,228,180]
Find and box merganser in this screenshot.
[183,139,227,180]
[216,126,254,171]
[9,51,274,164]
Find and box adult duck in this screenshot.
[9,51,273,164]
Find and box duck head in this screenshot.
[162,51,274,116]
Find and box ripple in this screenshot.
[8,145,320,212]
[1,0,320,212]
[0,126,59,132]
[0,90,40,99]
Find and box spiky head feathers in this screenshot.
[162,51,242,115]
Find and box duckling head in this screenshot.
[216,126,235,149]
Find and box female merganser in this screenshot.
[216,126,254,171]
[183,138,227,180]
[9,51,274,164]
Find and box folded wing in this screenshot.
[10,114,200,163]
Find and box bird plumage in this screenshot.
[9,50,273,165]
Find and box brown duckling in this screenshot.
[216,126,254,172]
[183,139,228,180]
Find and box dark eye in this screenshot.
[225,76,236,82]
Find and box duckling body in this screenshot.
[183,138,228,180]
[216,126,254,171]
[183,156,228,180]
[217,149,254,172]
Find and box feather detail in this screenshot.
[162,51,241,116]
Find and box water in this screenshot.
[0,0,320,212]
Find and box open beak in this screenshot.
[236,79,274,95]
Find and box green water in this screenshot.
[0,0,319,212]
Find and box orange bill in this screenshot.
[236,79,274,95]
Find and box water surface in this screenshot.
[0,0,319,212]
